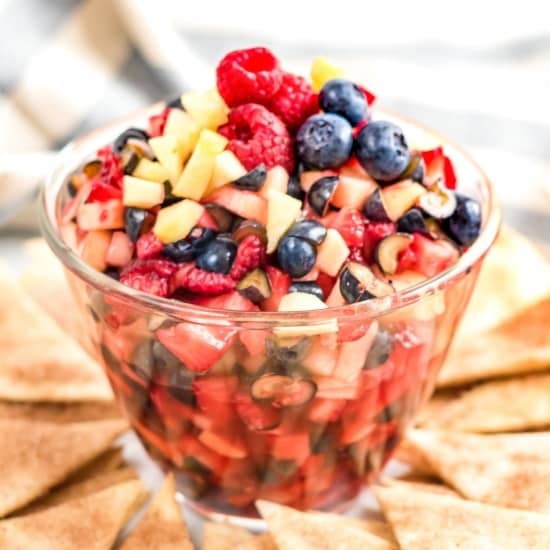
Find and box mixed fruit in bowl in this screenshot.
[52,47,486,517]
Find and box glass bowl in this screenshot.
[40,105,500,524]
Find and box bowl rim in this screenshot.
[40,104,501,327]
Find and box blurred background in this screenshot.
[0,0,549,265]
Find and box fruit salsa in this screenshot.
[58,47,482,516]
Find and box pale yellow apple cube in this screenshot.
[209,150,247,193]
[149,135,185,185]
[266,190,302,253]
[123,175,165,209]
[153,199,205,244]
[181,89,229,130]
[316,228,350,276]
[311,57,344,93]
[163,109,201,161]
[132,158,170,184]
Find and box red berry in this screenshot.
[172,263,236,295]
[216,47,283,108]
[120,258,178,297]
[218,103,294,173]
[260,266,291,311]
[328,207,365,248]
[349,246,365,263]
[230,234,266,280]
[148,107,171,137]
[396,245,417,272]
[357,84,376,106]
[268,72,318,131]
[363,221,396,262]
[136,232,164,260]
[87,179,122,203]
[97,146,123,189]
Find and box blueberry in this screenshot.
[166,96,184,109]
[296,113,353,170]
[355,121,411,182]
[196,238,237,274]
[363,188,390,222]
[319,78,368,126]
[113,127,149,154]
[104,267,120,281]
[307,176,339,216]
[286,220,328,245]
[287,172,305,201]
[365,329,393,369]
[397,208,428,235]
[124,207,147,243]
[161,239,195,263]
[289,281,325,301]
[277,236,317,278]
[188,227,216,253]
[442,194,482,246]
[233,164,267,191]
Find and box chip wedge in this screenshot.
[203,521,276,550]
[0,401,121,423]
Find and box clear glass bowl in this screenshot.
[40,106,500,523]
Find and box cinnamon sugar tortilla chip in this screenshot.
[419,373,550,433]
[393,438,434,476]
[203,522,276,550]
[0,270,112,402]
[64,447,124,485]
[376,485,550,550]
[438,295,550,388]
[121,474,193,550]
[382,477,460,499]
[256,500,396,550]
[0,418,127,517]
[408,429,550,512]
[0,401,121,423]
[0,480,146,550]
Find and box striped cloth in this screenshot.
[1,0,549,241]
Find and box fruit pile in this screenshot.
[60,47,483,515]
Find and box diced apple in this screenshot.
[380,179,427,221]
[331,175,377,210]
[302,335,338,376]
[162,108,201,161]
[208,186,268,225]
[153,199,205,244]
[259,166,289,199]
[77,199,125,231]
[132,158,170,183]
[181,88,229,130]
[208,150,247,193]
[122,175,165,209]
[311,56,344,93]
[149,135,185,184]
[266,190,302,253]
[300,170,337,193]
[315,228,350,277]
[81,230,111,271]
[172,130,228,200]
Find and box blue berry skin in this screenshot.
[233,164,267,191]
[196,238,237,274]
[113,127,149,153]
[319,79,368,126]
[442,194,482,246]
[397,208,428,235]
[162,239,195,263]
[277,236,317,279]
[355,121,411,182]
[296,113,353,170]
[124,207,147,243]
[307,176,339,216]
[363,189,390,222]
[289,281,325,301]
[188,228,216,253]
[286,220,328,245]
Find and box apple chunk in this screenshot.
[122,175,165,209]
[380,180,426,221]
[266,190,302,253]
[153,199,205,243]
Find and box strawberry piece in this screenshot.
[136,232,164,260]
[157,323,237,373]
[421,147,457,189]
[148,107,171,137]
[193,291,258,311]
[260,266,291,311]
[316,272,336,299]
[229,234,266,280]
[178,435,228,472]
[270,432,311,466]
[96,146,123,189]
[87,179,122,203]
[327,207,365,248]
[308,398,346,423]
[357,84,376,106]
[235,394,282,432]
[198,429,248,459]
[207,186,268,225]
[401,233,460,278]
[363,221,396,263]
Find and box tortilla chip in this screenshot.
[0,400,121,423]
[121,474,192,549]
[203,522,276,550]
[382,477,460,499]
[0,271,112,402]
[419,373,550,432]
[256,500,396,550]
[20,238,82,339]
[457,225,550,338]
[376,485,550,550]
[438,295,550,388]
[393,438,434,476]
[20,467,137,516]
[63,447,124,485]
[0,480,146,550]
[408,430,550,513]
[0,418,127,517]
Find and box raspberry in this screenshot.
[120,259,178,297]
[216,47,283,108]
[268,72,318,131]
[349,246,365,263]
[219,104,294,173]
[87,180,122,203]
[97,146,123,189]
[171,263,236,295]
[136,232,164,260]
[148,107,171,137]
[363,221,396,262]
[230,235,266,280]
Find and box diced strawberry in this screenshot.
[308,398,346,423]
[396,245,417,272]
[302,335,338,377]
[148,107,171,137]
[193,291,258,312]
[270,432,311,466]
[178,434,228,472]
[192,375,239,407]
[316,272,336,299]
[421,147,457,189]
[87,178,123,203]
[77,199,125,231]
[340,388,379,445]
[363,221,396,262]
[327,207,365,248]
[197,210,219,230]
[235,394,282,432]
[207,186,268,225]
[134,421,175,461]
[401,233,459,278]
[198,429,248,459]
[260,266,291,311]
[357,84,376,106]
[239,329,268,355]
[315,377,358,400]
[157,323,237,374]
[259,479,304,506]
[105,231,134,267]
[302,454,335,499]
[332,321,377,382]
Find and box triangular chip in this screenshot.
[419,373,550,432]
[377,485,550,550]
[256,500,396,550]
[63,447,124,485]
[0,480,146,550]
[408,429,550,512]
[0,401,121,423]
[382,477,460,499]
[0,418,126,517]
[20,467,137,516]
[203,522,275,550]
[393,438,434,476]
[121,474,193,549]
[457,225,550,338]
[438,295,550,387]
[0,271,112,402]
